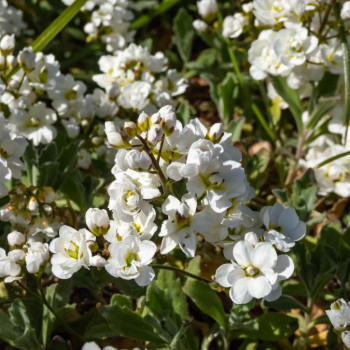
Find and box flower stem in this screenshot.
[152,264,212,283]
[137,134,170,196]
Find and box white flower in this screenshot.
[113,149,151,173]
[7,231,25,246]
[0,114,27,183]
[25,242,49,273]
[326,299,350,332]
[273,27,318,67]
[0,34,15,54]
[342,331,350,349]
[105,235,156,286]
[105,121,130,149]
[85,208,110,236]
[193,19,208,32]
[248,30,291,80]
[253,0,304,26]
[304,142,350,197]
[0,1,26,36]
[118,81,152,112]
[341,2,350,20]
[49,225,96,279]
[197,0,218,21]
[215,239,294,304]
[9,102,57,146]
[77,149,91,170]
[82,341,117,350]
[105,203,157,243]
[0,247,21,283]
[319,40,343,75]
[261,203,306,252]
[108,171,160,222]
[159,194,201,257]
[223,14,248,39]
[62,118,80,138]
[184,149,247,213]
[17,47,36,72]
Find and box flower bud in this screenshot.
[159,105,176,136]
[193,19,208,32]
[341,1,350,20]
[125,149,151,170]
[28,196,39,212]
[7,231,26,246]
[137,111,150,132]
[197,0,218,21]
[207,123,224,142]
[105,121,131,149]
[107,84,120,99]
[8,249,25,262]
[124,121,137,137]
[0,35,15,55]
[150,112,161,125]
[17,47,36,72]
[86,208,110,236]
[148,124,164,145]
[91,255,106,268]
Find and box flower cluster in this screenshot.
[303,135,350,198]
[93,43,187,114]
[38,105,306,304]
[0,114,27,197]
[61,0,135,53]
[0,184,65,282]
[0,0,26,37]
[326,299,350,349]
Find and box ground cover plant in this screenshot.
[1,0,350,349]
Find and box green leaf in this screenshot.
[252,313,298,341]
[292,169,317,221]
[306,101,336,130]
[149,268,189,321]
[42,280,72,346]
[183,280,227,330]
[0,299,41,350]
[252,103,275,141]
[130,0,181,30]
[264,295,307,312]
[96,303,168,343]
[271,76,303,134]
[226,116,245,142]
[37,161,60,188]
[173,8,194,63]
[340,21,350,141]
[316,150,350,169]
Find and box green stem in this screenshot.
[152,264,212,283]
[137,134,170,196]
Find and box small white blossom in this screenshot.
[85,208,110,236]
[25,242,49,273]
[49,225,96,279]
[105,235,156,286]
[261,203,306,252]
[216,238,294,304]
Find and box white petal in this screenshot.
[230,277,252,304]
[252,242,277,269]
[275,255,294,281]
[135,265,155,286]
[248,276,272,299]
